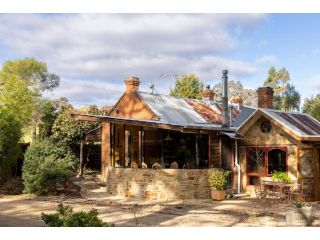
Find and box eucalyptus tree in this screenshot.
[303,94,320,121]
[263,66,300,111]
[170,74,204,100]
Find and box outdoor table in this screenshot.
[261,180,293,199]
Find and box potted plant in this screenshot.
[271,171,293,184]
[209,168,230,201]
[286,201,314,226]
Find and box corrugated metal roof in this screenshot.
[262,109,320,136]
[79,90,320,139]
[232,107,256,128]
[185,99,222,124]
[138,92,208,125]
[220,131,245,139]
[76,113,224,130]
[138,91,241,126]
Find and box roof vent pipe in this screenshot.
[222,70,229,128]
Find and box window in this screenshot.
[138,130,144,167]
[110,123,209,169]
[260,120,272,133]
[110,123,115,167]
[124,130,131,167]
[143,128,162,168]
[161,131,208,169]
[113,124,124,167]
[268,149,286,174]
[246,147,287,184]
[247,149,266,175]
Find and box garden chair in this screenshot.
[288,179,312,202]
[253,182,272,210]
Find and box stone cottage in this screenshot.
[74,71,320,201]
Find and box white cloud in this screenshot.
[44,78,124,107]
[254,55,276,64]
[0,13,268,106]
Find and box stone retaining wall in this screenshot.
[106,168,211,200]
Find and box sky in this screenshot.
[0,13,320,108]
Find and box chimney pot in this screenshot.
[202,85,214,101]
[231,96,244,110]
[125,77,140,93]
[257,86,274,109]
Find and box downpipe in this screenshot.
[235,140,241,194]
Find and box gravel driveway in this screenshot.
[1,194,320,227]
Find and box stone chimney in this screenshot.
[231,96,243,110]
[257,86,274,109]
[202,85,215,101]
[125,77,140,93]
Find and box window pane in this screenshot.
[114,124,124,167]
[268,149,286,174]
[143,128,162,168]
[110,123,115,167]
[139,130,144,167]
[247,149,266,174]
[125,130,131,167]
[142,128,208,169]
[197,134,209,168]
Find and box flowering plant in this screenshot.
[209,168,230,191]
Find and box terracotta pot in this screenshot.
[210,188,226,201]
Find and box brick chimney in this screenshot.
[257,86,274,109]
[202,85,215,101]
[231,96,243,110]
[125,77,140,93]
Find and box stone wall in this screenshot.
[238,117,299,191]
[106,168,211,200]
[298,148,317,200]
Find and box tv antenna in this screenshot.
[160,73,186,80]
[160,73,187,93]
[148,82,159,95]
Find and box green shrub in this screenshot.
[209,168,230,191]
[294,201,304,208]
[22,138,77,195]
[0,109,21,183]
[42,204,113,227]
[271,171,293,184]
